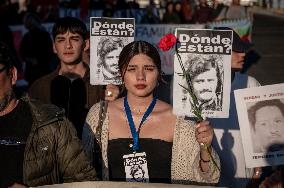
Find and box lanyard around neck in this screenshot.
[124,96,157,152]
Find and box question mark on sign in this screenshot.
[130,29,135,37]
[225,44,231,54]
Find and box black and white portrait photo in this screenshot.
[235,83,284,167]
[173,28,232,118]
[123,152,149,183]
[184,54,224,111]
[247,99,284,153]
[97,37,127,83]
[130,165,147,182]
[90,17,135,85]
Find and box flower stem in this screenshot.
[175,43,219,172]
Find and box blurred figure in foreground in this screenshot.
[0,42,97,187]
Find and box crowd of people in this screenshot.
[0,1,283,188]
[1,16,221,187]
[0,0,254,26]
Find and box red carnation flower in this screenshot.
[158,33,177,51]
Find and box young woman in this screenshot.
[83,41,220,184]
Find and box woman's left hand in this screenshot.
[105,84,120,101]
[196,121,214,172]
[195,121,214,147]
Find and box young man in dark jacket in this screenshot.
[28,16,119,139]
[0,42,98,187]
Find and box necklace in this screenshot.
[131,106,147,115]
[126,105,152,126]
[124,96,157,152]
[123,98,155,149]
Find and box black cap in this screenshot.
[214,27,251,53]
[0,42,15,69]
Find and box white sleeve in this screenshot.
[247,76,261,88]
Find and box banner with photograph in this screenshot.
[173,29,232,118]
[234,83,284,168]
[135,24,205,75]
[90,17,135,85]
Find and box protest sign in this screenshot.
[235,83,284,167]
[173,29,232,118]
[90,17,135,85]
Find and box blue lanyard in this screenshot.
[124,96,157,152]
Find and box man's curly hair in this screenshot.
[97,37,126,68]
